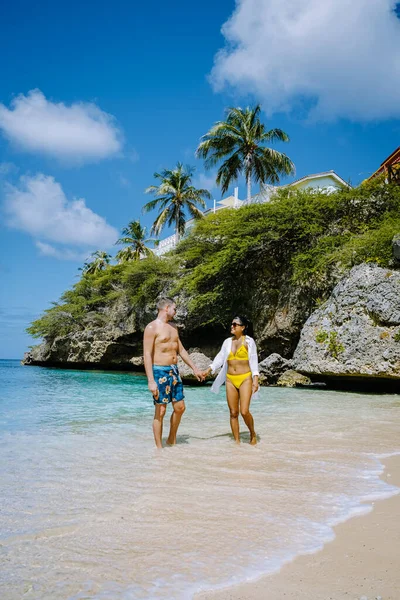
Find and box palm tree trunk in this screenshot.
[247,174,252,203]
[175,218,179,247]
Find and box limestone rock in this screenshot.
[392,234,400,262]
[22,329,143,369]
[177,351,213,383]
[257,373,268,386]
[130,356,144,367]
[292,264,400,383]
[256,287,313,357]
[277,370,311,387]
[258,353,293,384]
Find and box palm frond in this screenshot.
[260,147,295,177]
[144,162,208,239]
[142,197,169,214]
[261,128,290,143]
[151,206,171,236]
[186,201,205,220]
[197,105,295,194]
[216,151,242,195]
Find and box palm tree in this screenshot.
[80,250,111,275]
[115,220,154,263]
[196,105,295,202]
[143,162,211,244]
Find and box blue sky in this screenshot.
[1,0,399,359]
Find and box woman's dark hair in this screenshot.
[232,314,254,336]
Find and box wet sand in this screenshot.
[198,455,400,600]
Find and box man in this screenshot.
[143,297,203,448]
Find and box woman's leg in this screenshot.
[226,379,240,443]
[238,377,257,444]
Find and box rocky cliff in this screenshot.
[292,264,400,389]
[22,284,312,372]
[23,263,400,389]
[22,296,225,377]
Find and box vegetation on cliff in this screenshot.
[28,178,400,348]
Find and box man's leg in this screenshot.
[167,400,186,446]
[239,378,257,444]
[153,403,167,449]
[226,380,240,443]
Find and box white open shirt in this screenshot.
[209,335,260,399]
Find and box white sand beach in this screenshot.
[198,454,400,600]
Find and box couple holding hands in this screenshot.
[143,298,259,448]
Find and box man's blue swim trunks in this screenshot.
[152,364,185,405]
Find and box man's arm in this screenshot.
[143,323,159,399]
[178,339,204,381]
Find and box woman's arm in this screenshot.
[248,338,259,376]
[204,339,228,377]
[248,337,260,393]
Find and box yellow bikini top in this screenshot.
[228,337,249,361]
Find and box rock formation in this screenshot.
[23,263,400,389]
[292,264,400,387]
[276,370,312,387]
[258,353,293,384]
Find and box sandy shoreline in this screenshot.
[198,454,400,600]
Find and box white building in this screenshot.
[251,170,351,203]
[153,171,351,256]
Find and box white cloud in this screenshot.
[193,170,219,192]
[4,174,118,255]
[35,241,88,262]
[0,89,122,162]
[211,0,400,121]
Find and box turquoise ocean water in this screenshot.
[1,359,399,600]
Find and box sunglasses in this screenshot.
[231,322,243,327]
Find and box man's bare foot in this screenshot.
[250,432,257,445]
[166,438,176,446]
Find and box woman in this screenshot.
[203,316,259,445]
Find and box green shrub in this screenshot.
[315,329,329,343]
[328,331,345,359]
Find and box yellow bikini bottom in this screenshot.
[226,371,252,389]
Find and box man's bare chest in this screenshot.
[156,327,178,346]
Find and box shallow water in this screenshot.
[1,359,399,599]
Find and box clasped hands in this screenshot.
[194,367,209,382]
[195,366,212,382]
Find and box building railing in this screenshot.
[153,233,177,256]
